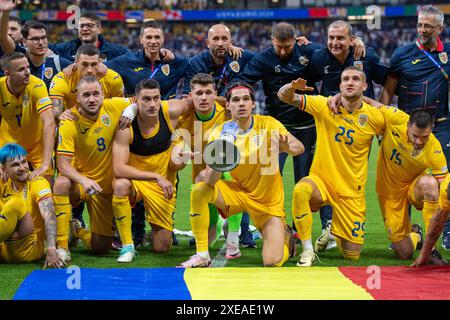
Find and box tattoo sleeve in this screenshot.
[38,197,57,248]
[52,99,65,119]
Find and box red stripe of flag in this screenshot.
[309,8,329,18]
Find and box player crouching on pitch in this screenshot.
[111,79,193,262]
[0,143,65,268]
[177,83,304,268]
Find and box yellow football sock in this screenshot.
[190,182,214,253]
[112,195,133,246]
[335,237,360,260]
[273,244,290,267]
[77,227,92,251]
[423,200,439,234]
[292,181,313,241]
[410,232,421,250]
[54,195,72,250]
[0,197,27,242]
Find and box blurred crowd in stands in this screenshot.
[14,0,450,11]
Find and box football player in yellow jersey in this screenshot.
[369,105,448,260]
[278,67,386,266]
[171,73,245,259]
[50,44,124,120]
[413,175,450,266]
[112,79,192,262]
[0,143,64,268]
[178,83,303,268]
[53,76,133,259]
[0,52,56,181]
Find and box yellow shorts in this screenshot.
[27,143,54,177]
[132,180,176,231]
[73,185,115,237]
[213,179,286,231]
[439,175,450,212]
[0,231,44,263]
[308,174,366,245]
[378,175,423,243]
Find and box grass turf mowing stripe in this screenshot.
[14,268,191,300]
[184,267,373,300]
[338,266,450,300]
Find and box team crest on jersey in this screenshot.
[439,52,448,64]
[161,64,170,76]
[358,114,368,126]
[229,61,240,73]
[354,61,363,70]
[298,56,309,66]
[100,114,111,127]
[44,67,53,79]
[411,148,421,158]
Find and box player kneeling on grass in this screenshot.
[53,76,136,260]
[111,79,193,262]
[177,83,304,268]
[0,143,64,268]
[278,67,386,267]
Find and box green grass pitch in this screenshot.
[0,140,448,300]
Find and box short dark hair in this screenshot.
[21,20,47,39]
[140,20,163,36]
[342,66,367,82]
[190,73,215,90]
[77,75,101,90]
[0,51,26,71]
[80,12,101,26]
[408,108,435,129]
[135,79,160,96]
[271,22,296,41]
[9,15,21,26]
[226,82,255,102]
[75,44,100,61]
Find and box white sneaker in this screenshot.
[117,244,136,263]
[56,248,72,263]
[177,254,212,268]
[314,222,336,252]
[296,249,316,267]
[225,243,241,259]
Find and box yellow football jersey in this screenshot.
[49,69,125,109]
[376,106,448,198]
[0,177,52,243]
[57,98,132,194]
[0,75,52,150]
[439,175,450,212]
[208,115,288,207]
[174,101,229,180]
[128,101,177,185]
[301,95,385,197]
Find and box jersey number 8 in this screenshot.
[97,137,106,152]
